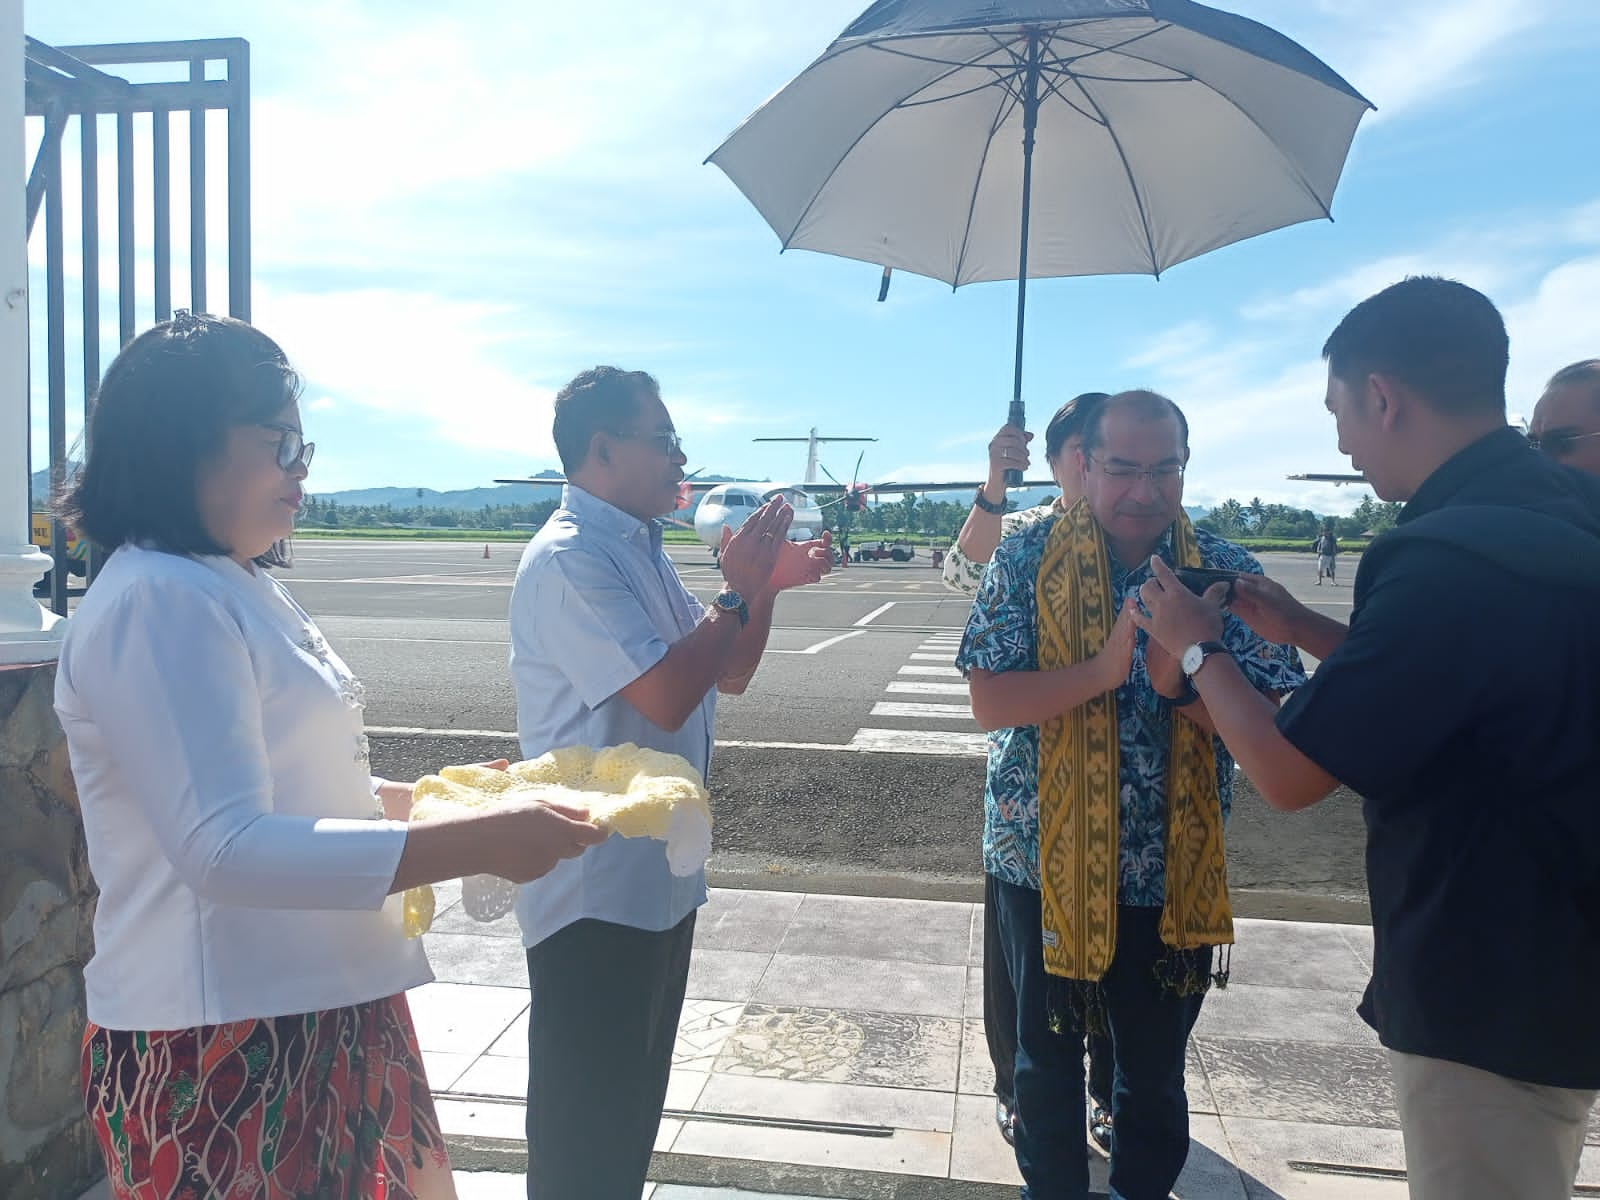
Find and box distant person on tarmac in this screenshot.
[957,389,1305,1200]
[1314,525,1340,584]
[1529,359,1600,475]
[1135,278,1600,1200]
[939,393,1120,1152]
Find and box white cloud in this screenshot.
[257,284,561,458]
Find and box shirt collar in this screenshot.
[1109,525,1177,578]
[1399,427,1530,524]
[561,484,659,546]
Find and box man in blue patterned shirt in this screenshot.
[957,390,1305,1200]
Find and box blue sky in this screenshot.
[26,1,1600,513]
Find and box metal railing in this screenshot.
[23,37,251,614]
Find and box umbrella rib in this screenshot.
[1066,77,1163,275]
[776,37,1031,253]
[1039,71,1107,126]
[1054,23,1343,222]
[952,79,1025,289]
[898,74,1015,109]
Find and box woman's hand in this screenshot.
[483,799,608,883]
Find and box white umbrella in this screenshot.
[709,0,1372,482]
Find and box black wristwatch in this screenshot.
[1163,677,1202,707]
[972,487,1007,515]
[711,588,749,627]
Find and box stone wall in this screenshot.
[0,662,99,1199]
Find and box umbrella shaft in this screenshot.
[1008,30,1044,484]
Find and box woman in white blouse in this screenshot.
[54,311,604,1200]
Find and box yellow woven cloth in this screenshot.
[1035,499,1233,982]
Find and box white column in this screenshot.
[0,0,64,664]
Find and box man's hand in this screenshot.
[985,424,1033,496]
[1093,599,1140,693]
[718,500,795,597]
[1227,573,1313,647]
[1134,557,1227,656]
[766,529,832,593]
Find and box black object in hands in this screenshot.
[1173,567,1240,601]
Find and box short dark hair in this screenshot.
[59,311,301,567]
[1044,392,1110,460]
[1322,276,1508,416]
[552,366,659,473]
[1081,389,1190,458]
[1545,359,1600,396]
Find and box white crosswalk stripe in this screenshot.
[871,700,973,719]
[849,728,987,756]
[899,665,962,677]
[886,680,970,696]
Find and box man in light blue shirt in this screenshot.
[508,366,830,1200]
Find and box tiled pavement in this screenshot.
[417,883,1600,1199]
[73,884,1600,1200]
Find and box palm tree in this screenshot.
[1248,496,1267,531]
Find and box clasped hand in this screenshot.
[719,500,833,598]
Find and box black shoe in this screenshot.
[996,1098,1016,1146]
[1088,1104,1113,1153]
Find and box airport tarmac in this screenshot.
[280,539,1369,918]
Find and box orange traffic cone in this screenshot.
[482,544,490,559]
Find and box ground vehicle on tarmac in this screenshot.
[852,539,915,563]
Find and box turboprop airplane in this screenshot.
[496,426,1052,557]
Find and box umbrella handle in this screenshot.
[1005,399,1026,487]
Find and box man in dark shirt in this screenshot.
[1130,277,1600,1200]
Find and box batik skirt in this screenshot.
[82,993,455,1199]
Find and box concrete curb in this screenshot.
[445,1134,1062,1198]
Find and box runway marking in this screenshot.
[365,726,983,758]
[870,700,973,719]
[291,576,515,588]
[369,725,518,738]
[342,636,509,646]
[848,728,987,756]
[898,665,962,677]
[886,680,969,696]
[910,652,956,662]
[854,602,896,627]
[769,629,867,655]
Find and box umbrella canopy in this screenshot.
[709,0,1372,287]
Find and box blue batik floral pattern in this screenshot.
[955,519,1307,905]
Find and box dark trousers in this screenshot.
[524,913,696,1200]
[984,873,1112,1110]
[994,881,1204,1200]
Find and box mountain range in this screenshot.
[32,466,1205,523]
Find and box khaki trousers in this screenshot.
[1389,1050,1597,1200]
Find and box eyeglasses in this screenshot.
[1526,430,1600,458]
[613,429,683,458]
[260,423,315,471]
[1091,457,1184,486]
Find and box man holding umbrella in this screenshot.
[957,390,1304,1199]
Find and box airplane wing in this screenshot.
[800,479,1056,495]
[493,476,737,492]
[1286,473,1367,485]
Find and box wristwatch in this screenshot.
[1181,640,1230,679]
[972,487,1007,515]
[1164,677,1201,707]
[712,588,749,627]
